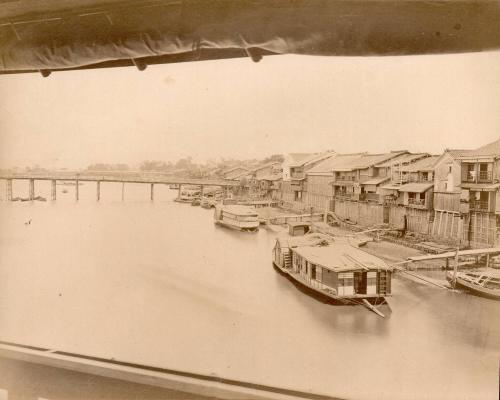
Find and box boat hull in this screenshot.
[448,275,500,300]
[214,220,259,232]
[174,198,195,203]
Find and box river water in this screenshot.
[0,181,499,400]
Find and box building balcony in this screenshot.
[359,193,380,202]
[335,193,353,200]
[462,170,493,183]
[337,175,356,182]
[469,200,490,212]
[408,198,426,207]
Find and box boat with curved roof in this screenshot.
[272,229,392,308]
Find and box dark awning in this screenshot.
[1,1,500,75]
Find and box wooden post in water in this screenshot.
[150,183,154,201]
[96,181,101,201]
[75,180,79,201]
[121,182,125,201]
[452,248,459,288]
[178,184,182,199]
[29,179,35,200]
[200,185,205,197]
[6,179,12,201]
[51,180,57,201]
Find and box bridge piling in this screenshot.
[96,181,101,201]
[29,179,35,201]
[75,180,79,201]
[6,179,12,201]
[150,183,154,201]
[51,180,57,201]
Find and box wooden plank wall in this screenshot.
[334,199,384,226]
[468,212,497,248]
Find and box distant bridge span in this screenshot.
[0,172,239,201]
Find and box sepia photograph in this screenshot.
[0,1,499,399]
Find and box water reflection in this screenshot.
[0,185,499,400]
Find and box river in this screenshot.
[0,180,499,400]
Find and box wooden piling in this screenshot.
[178,184,182,199]
[150,183,154,201]
[96,181,100,201]
[121,182,125,201]
[75,180,79,201]
[6,179,12,201]
[51,180,57,200]
[29,179,35,200]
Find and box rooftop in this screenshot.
[289,152,335,168]
[460,138,500,159]
[399,155,440,172]
[375,153,429,168]
[220,205,258,216]
[306,153,365,174]
[277,233,389,272]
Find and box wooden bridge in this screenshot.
[0,172,239,201]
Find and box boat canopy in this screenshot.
[294,244,390,273]
[220,205,258,217]
[277,232,389,272]
[1,1,500,75]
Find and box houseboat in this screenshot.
[174,187,201,203]
[214,205,259,232]
[446,269,500,300]
[272,225,392,315]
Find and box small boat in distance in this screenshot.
[273,223,391,316]
[174,187,201,203]
[169,184,179,190]
[214,205,259,232]
[446,269,500,300]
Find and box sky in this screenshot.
[0,51,499,169]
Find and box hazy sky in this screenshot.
[1,51,499,169]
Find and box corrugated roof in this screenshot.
[400,155,440,172]
[398,183,434,193]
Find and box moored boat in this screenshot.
[214,205,259,232]
[272,226,392,312]
[446,269,500,300]
[174,187,201,203]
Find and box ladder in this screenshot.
[283,252,292,269]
